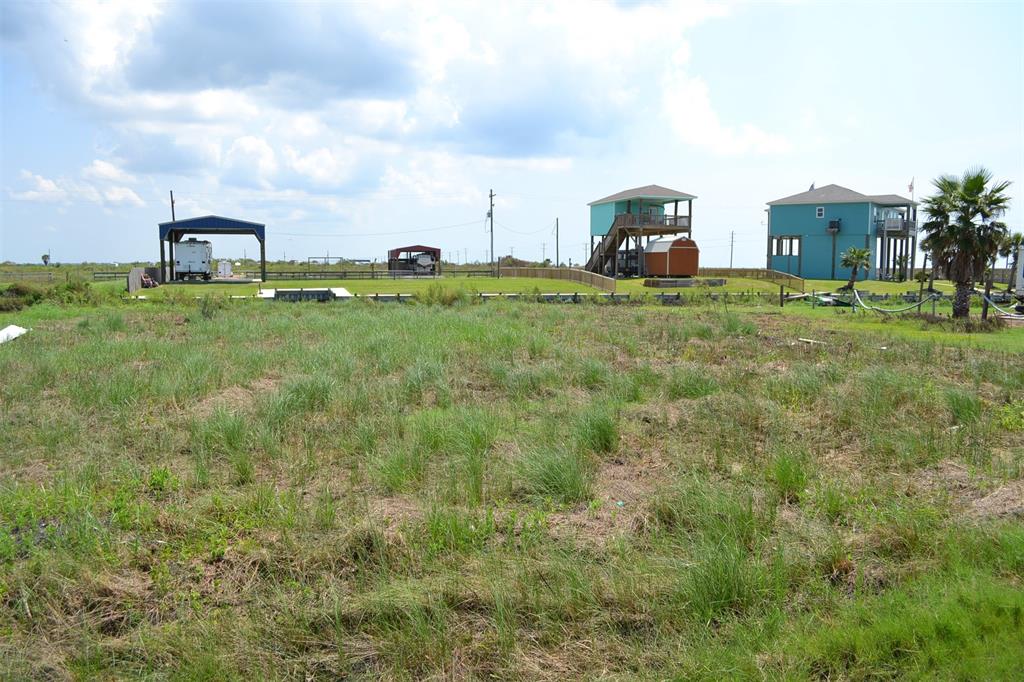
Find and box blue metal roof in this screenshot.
[159,215,266,241]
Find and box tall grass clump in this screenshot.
[417,283,467,306]
[678,540,781,621]
[574,357,610,390]
[574,406,618,454]
[645,478,767,549]
[768,450,809,504]
[719,311,757,336]
[516,447,593,504]
[946,388,981,424]
[667,366,718,400]
[370,443,428,494]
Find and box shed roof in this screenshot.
[159,215,266,241]
[767,184,916,207]
[388,244,441,260]
[588,184,697,206]
[644,237,697,253]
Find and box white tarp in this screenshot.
[1017,245,1024,292]
[0,325,28,344]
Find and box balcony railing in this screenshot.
[875,218,917,234]
[613,213,691,230]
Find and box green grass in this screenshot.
[1,300,1022,678]
[133,276,601,299]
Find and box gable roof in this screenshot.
[589,184,696,206]
[158,215,266,241]
[388,244,441,259]
[767,184,916,207]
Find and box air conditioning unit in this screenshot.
[827,219,841,233]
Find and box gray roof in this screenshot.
[589,184,696,206]
[767,184,916,207]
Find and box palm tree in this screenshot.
[920,167,1012,318]
[838,247,871,291]
[1000,231,1023,293]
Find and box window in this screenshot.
[816,207,825,218]
[772,237,800,256]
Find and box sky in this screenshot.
[1,0,1022,268]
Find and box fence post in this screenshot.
[779,284,784,308]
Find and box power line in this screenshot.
[493,219,554,236]
[275,218,485,238]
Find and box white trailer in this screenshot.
[174,238,213,280]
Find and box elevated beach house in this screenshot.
[766,184,918,281]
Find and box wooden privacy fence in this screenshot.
[499,267,617,292]
[697,268,805,292]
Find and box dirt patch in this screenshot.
[548,454,669,548]
[911,459,979,503]
[192,376,280,418]
[368,496,423,529]
[970,480,1024,519]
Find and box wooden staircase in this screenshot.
[585,230,626,275]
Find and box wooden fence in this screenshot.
[697,268,805,292]
[0,271,55,282]
[498,267,617,292]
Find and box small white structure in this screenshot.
[217,261,233,278]
[0,325,28,345]
[1017,245,1024,292]
[174,238,213,280]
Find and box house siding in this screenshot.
[589,203,616,236]
[769,202,873,280]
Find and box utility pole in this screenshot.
[555,217,560,267]
[169,190,176,221]
[729,230,735,268]
[489,189,497,278]
[542,242,546,263]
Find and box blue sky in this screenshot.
[1,0,1021,267]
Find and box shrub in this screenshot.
[997,401,1024,431]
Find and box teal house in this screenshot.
[766,184,918,281]
[585,184,696,277]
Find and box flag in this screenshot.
[908,177,914,193]
[808,181,815,191]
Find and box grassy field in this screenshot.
[134,277,604,299]
[1,299,1023,679]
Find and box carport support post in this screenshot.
[159,238,166,283]
[259,239,267,282]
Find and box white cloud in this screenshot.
[9,168,145,208]
[11,171,69,202]
[83,159,135,183]
[103,186,145,207]
[663,48,791,156]
[283,146,356,186]
[5,1,787,209]
[223,136,278,188]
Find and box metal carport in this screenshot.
[158,215,267,282]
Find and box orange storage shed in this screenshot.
[644,237,699,277]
